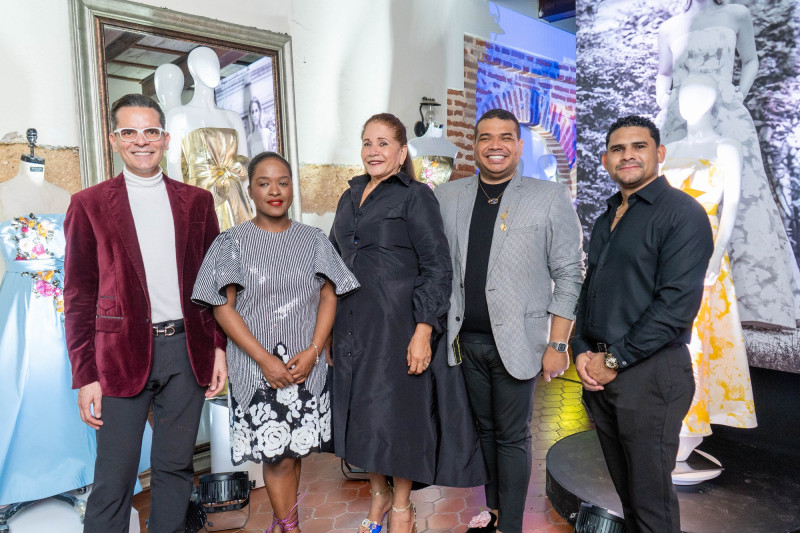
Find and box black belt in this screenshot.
[591,339,683,353]
[152,319,185,337]
[458,331,496,345]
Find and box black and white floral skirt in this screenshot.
[228,379,333,465]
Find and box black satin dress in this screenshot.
[330,171,488,487]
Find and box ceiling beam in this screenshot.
[108,74,143,84]
[108,59,159,71]
[130,43,185,56]
[105,32,145,61]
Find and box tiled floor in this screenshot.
[133,366,593,532]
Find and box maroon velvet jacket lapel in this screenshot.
[103,176,148,301]
[165,175,189,308]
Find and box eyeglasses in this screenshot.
[112,127,166,142]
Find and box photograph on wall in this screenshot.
[576,0,800,372]
[215,55,279,157]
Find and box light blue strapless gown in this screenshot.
[0,213,151,505]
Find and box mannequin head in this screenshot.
[249,97,262,131]
[538,154,558,179]
[678,74,717,123]
[187,47,221,89]
[154,63,184,112]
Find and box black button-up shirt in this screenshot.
[571,175,713,369]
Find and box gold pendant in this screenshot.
[500,223,507,231]
[488,198,499,205]
[500,211,508,220]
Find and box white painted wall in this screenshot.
[1,0,574,167]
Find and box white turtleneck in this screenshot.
[123,167,183,323]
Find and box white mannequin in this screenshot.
[407,123,459,161]
[663,74,742,481]
[165,47,248,181]
[407,123,459,188]
[664,74,741,288]
[656,0,757,110]
[0,152,71,279]
[538,154,558,182]
[154,63,184,113]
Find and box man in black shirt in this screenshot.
[436,109,584,533]
[571,115,713,533]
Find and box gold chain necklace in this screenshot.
[478,181,505,205]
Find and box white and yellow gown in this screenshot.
[662,157,757,436]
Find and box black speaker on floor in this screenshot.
[574,503,626,533]
[538,0,575,22]
[197,472,253,532]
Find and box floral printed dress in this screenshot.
[0,213,151,505]
[0,213,96,505]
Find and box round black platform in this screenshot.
[546,430,800,533]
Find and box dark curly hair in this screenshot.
[605,115,661,148]
[474,108,521,139]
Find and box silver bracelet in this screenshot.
[311,341,320,358]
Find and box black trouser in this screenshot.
[83,332,205,533]
[460,332,535,533]
[583,345,694,533]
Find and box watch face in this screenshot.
[549,341,568,352]
[605,354,619,370]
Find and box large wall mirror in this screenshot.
[69,0,301,217]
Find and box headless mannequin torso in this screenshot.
[407,123,458,188]
[657,0,757,110]
[0,133,71,279]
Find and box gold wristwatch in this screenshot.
[604,352,619,370]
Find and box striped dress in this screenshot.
[192,220,359,464]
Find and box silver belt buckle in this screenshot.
[154,324,176,337]
[597,342,608,353]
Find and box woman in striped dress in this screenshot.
[192,152,359,532]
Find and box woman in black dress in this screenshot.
[330,113,487,533]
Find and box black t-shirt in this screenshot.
[462,179,511,334]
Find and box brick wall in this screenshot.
[447,34,577,196]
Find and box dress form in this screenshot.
[0,130,70,279]
[662,74,756,484]
[154,63,184,113]
[408,123,458,189]
[165,47,253,229]
[165,46,249,180]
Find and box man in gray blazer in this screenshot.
[435,109,584,533]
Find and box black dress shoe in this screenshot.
[466,511,497,532]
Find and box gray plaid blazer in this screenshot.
[435,170,584,379]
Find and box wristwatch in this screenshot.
[548,341,568,353]
[604,352,619,370]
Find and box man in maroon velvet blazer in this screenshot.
[64,94,227,533]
